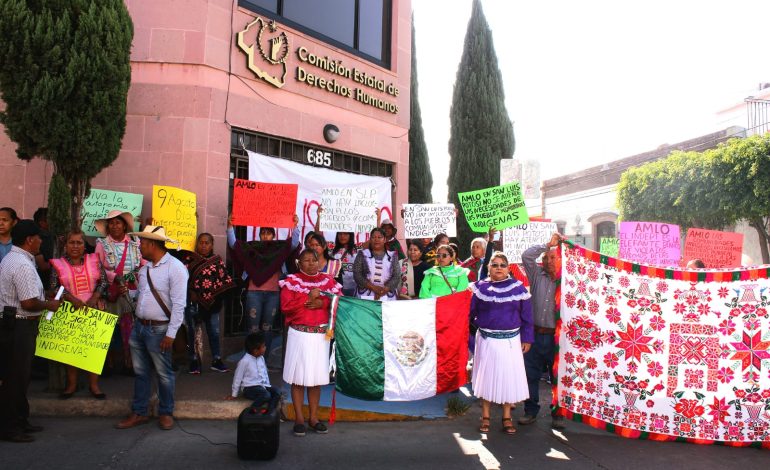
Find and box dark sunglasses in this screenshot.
[490,263,508,269]
[437,253,452,258]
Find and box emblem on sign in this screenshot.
[393,331,428,367]
[237,17,289,88]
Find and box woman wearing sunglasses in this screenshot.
[419,245,469,299]
[470,251,533,435]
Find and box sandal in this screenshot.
[478,416,490,433]
[502,417,517,435]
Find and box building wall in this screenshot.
[0,0,412,257]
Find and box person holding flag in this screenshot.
[279,249,342,437]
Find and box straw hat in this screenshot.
[128,225,178,244]
[94,210,134,236]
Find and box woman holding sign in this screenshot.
[353,228,400,301]
[419,245,469,299]
[95,210,144,374]
[50,230,109,399]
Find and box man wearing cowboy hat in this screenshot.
[115,226,188,431]
[379,218,405,261]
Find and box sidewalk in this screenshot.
[27,357,474,422]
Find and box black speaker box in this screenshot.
[237,406,280,460]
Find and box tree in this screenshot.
[0,0,133,235]
[447,0,514,257]
[617,135,770,263]
[408,14,433,204]
[720,135,770,263]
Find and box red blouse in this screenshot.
[279,271,342,327]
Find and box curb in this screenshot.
[30,396,423,422]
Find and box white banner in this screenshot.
[402,204,456,238]
[248,151,392,242]
[503,221,557,263]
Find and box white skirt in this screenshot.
[471,330,529,405]
[283,327,331,387]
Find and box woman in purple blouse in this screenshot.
[470,251,534,435]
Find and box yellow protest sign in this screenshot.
[35,302,119,374]
[152,185,197,251]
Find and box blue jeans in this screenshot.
[245,291,279,361]
[243,385,280,410]
[185,303,222,361]
[130,322,175,416]
[523,332,556,418]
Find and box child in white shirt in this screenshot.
[226,332,280,411]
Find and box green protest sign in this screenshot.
[81,189,143,236]
[600,237,619,257]
[458,182,529,232]
[35,301,119,374]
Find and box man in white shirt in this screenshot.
[0,220,61,443]
[115,226,188,431]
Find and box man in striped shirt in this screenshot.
[0,220,62,443]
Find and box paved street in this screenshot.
[1,409,765,469]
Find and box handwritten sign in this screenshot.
[231,179,298,229]
[619,221,680,266]
[318,187,378,233]
[502,221,557,263]
[152,185,197,250]
[35,301,119,374]
[403,204,456,238]
[458,183,529,233]
[684,228,743,268]
[81,189,143,236]
[599,237,619,258]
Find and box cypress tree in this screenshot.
[408,14,433,204]
[447,0,515,258]
[0,0,133,230]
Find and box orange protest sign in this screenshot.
[231,179,298,228]
[683,228,743,268]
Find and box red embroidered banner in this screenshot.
[557,244,770,447]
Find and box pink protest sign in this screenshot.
[683,228,743,268]
[618,221,681,266]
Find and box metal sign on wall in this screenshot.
[236,16,399,113]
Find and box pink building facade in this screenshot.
[0,0,412,252]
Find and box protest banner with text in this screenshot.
[319,187,379,233]
[683,228,743,268]
[618,221,680,266]
[35,301,119,374]
[503,221,557,263]
[231,179,299,229]
[458,183,529,233]
[152,185,197,251]
[599,237,619,257]
[403,204,457,238]
[81,189,143,236]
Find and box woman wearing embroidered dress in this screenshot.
[95,210,144,373]
[419,245,470,299]
[471,251,533,435]
[280,249,342,436]
[306,232,342,280]
[353,228,400,301]
[398,240,430,299]
[50,230,109,399]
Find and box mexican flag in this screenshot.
[333,291,471,401]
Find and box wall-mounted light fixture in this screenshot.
[323,124,340,143]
